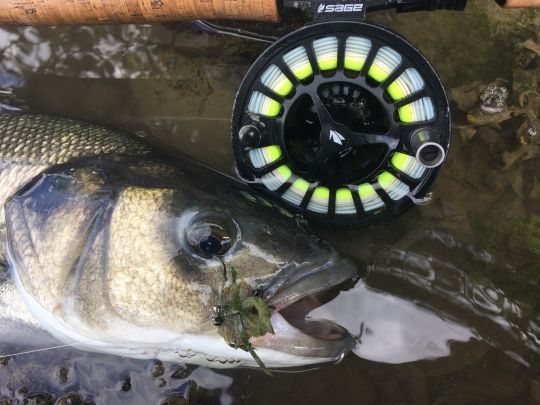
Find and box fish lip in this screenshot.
[254,256,358,351]
[249,310,354,361]
[262,252,341,302]
[247,255,358,360]
[263,256,358,312]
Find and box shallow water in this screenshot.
[0,2,539,404]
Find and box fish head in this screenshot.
[5,158,357,368]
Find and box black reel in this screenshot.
[232,21,451,226]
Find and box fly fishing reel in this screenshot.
[232,8,452,226]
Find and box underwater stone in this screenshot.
[171,366,192,380]
[159,396,187,405]
[151,360,165,378]
[54,393,84,405]
[22,393,54,405]
[15,387,29,399]
[119,377,131,392]
[479,84,509,114]
[56,367,69,384]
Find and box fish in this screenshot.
[0,110,357,369]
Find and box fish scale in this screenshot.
[0,110,149,263]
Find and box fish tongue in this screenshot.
[249,312,353,359]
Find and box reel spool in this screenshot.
[232,21,451,226]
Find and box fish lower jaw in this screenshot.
[250,311,352,362]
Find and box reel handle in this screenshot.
[0,0,279,25]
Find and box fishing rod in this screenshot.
[0,0,536,25]
[0,0,537,227]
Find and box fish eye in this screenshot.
[186,212,237,258]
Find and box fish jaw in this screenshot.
[7,227,356,369]
[7,251,350,368]
[246,257,358,360]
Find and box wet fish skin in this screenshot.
[0,110,152,349]
[0,110,354,368]
[0,110,149,261]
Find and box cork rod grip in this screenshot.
[0,0,280,25]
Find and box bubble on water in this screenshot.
[470,286,503,314]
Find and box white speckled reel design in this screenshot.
[232,22,451,226]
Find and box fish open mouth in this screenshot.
[250,257,358,360]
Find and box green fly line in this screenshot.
[242,33,439,218]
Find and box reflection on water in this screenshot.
[1,347,233,403]
[368,230,539,364]
[312,281,475,364]
[0,1,539,404]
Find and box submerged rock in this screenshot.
[54,393,84,405]
[151,360,165,378]
[479,84,509,114]
[119,377,131,392]
[55,367,70,384]
[171,366,193,380]
[22,393,54,405]
[160,396,187,405]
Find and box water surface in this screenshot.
[0,2,539,404]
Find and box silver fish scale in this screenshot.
[0,110,150,262]
[0,111,148,165]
